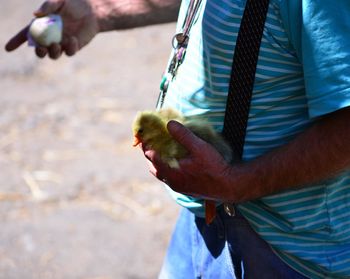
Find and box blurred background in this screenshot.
[0,1,179,278]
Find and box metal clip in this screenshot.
[223,203,236,217]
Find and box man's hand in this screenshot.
[145,108,350,204]
[144,120,235,201]
[5,0,99,59]
[5,0,180,60]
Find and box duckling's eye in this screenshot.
[138,128,144,134]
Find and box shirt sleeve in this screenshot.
[281,1,350,118]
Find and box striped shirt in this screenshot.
[161,0,350,278]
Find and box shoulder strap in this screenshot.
[222,0,270,160]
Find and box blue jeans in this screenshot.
[159,206,308,279]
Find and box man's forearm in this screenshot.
[93,0,181,32]
[231,107,350,203]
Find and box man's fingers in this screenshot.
[144,150,164,179]
[36,44,63,60]
[34,0,65,17]
[144,149,172,180]
[62,36,79,56]
[144,149,161,165]
[35,46,48,58]
[147,160,158,177]
[5,26,30,52]
[48,43,62,59]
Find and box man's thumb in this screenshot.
[34,0,65,17]
[167,120,203,153]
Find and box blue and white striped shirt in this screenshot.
[162,0,350,277]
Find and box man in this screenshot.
[6,0,350,278]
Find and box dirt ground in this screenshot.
[0,1,179,278]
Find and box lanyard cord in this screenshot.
[157,0,203,108]
[181,0,202,39]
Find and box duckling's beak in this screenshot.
[133,134,142,147]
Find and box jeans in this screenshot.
[159,206,308,279]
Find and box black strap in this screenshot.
[223,0,270,160]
